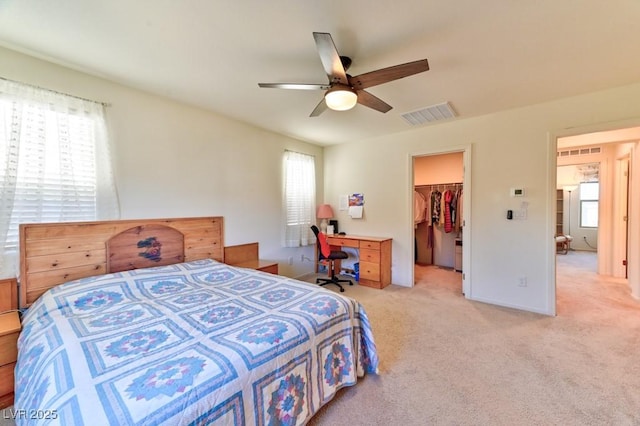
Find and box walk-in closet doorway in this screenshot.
[410,146,471,297]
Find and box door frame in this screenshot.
[548,119,640,311]
[408,144,472,296]
[614,156,630,278]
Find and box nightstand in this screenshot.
[0,277,18,312]
[234,259,279,275]
[0,311,21,409]
[224,242,279,275]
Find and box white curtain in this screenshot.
[0,78,120,277]
[282,150,316,247]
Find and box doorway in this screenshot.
[554,126,639,312]
[411,149,468,295]
[556,163,600,254]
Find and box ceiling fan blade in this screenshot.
[309,98,328,117]
[258,83,330,90]
[356,90,393,113]
[313,32,349,85]
[350,59,429,90]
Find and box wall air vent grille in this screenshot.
[401,102,456,126]
[557,146,601,157]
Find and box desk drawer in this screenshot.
[326,237,359,248]
[359,261,380,281]
[359,240,381,250]
[359,248,380,263]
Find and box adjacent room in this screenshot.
[1,1,640,424]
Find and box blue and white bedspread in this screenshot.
[15,259,378,425]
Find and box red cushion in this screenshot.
[317,232,331,258]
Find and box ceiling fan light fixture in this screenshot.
[324,85,357,111]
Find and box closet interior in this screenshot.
[413,152,464,277]
[415,183,463,270]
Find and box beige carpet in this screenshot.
[308,252,640,425]
[3,252,639,425]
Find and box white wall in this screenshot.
[0,46,323,279]
[324,83,640,315]
[4,45,639,313]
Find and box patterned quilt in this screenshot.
[15,259,378,425]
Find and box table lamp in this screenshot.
[317,204,334,234]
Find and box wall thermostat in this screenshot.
[510,187,525,197]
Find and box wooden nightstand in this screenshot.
[224,242,279,275]
[234,260,279,274]
[0,278,18,312]
[0,311,21,409]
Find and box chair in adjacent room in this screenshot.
[555,233,573,255]
[311,225,353,292]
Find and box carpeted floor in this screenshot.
[307,251,640,425]
[3,251,638,425]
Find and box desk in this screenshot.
[317,234,392,289]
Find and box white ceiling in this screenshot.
[1,1,639,146]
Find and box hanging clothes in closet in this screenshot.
[415,183,463,268]
[430,189,441,226]
[414,190,427,225]
[414,190,428,262]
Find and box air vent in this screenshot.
[401,102,457,126]
[557,146,601,157]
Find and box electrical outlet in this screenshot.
[288,256,293,265]
[518,276,527,287]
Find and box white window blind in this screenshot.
[0,78,120,276]
[282,150,316,247]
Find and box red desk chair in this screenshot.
[311,225,353,292]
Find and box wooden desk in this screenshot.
[224,242,279,275]
[320,234,392,289]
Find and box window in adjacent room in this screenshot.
[282,150,316,247]
[0,78,119,275]
[579,181,599,228]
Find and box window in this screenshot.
[579,182,599,228]
[0,79,119,275]
[282,150,315,247]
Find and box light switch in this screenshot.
[510,187,525,197]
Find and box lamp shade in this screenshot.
[317,204,334,219]
[325,85,357,111]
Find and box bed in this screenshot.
[14,217,378,425]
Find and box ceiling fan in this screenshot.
[258,32,429,117]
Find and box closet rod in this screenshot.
[415,182,462,189]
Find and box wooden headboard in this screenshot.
[19,216,224,308]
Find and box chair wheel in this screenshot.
[340,288,345,292]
